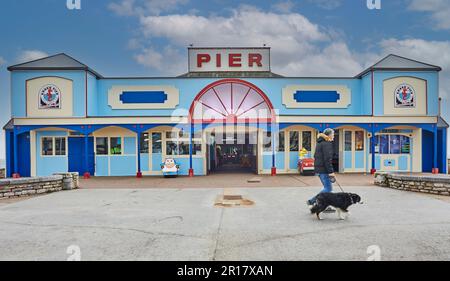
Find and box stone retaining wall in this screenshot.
[374,172,450,196]
[0,172,79,200]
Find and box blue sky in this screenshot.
[0,0,449,159]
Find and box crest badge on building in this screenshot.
[39,84,61,109]
[394,84,415,108]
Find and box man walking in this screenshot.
[307,128,336,209]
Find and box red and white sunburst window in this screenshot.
[190,79,274,124]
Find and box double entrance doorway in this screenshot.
[206,126,258,174]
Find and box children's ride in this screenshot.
[161,158,180,177]
[298,147,315,176]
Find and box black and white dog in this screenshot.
[310,192,363,220]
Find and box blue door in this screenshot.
[422,130,433,173]
[18,133,31,177]
[68,137,94,175]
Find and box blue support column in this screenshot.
[433,125,438,174]
[83,132,91,179]
[137,131,142,178]
[189,123,194,177]
[371,125,376,174]
[12,128,19,178]
[6,130,12,178]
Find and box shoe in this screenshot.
[323,207,336,213]
[306,200,314,209]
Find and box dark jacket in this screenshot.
[314,134,334,174]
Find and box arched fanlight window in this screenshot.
[190,79,274,123]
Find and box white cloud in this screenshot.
[0,56,5,66]
[134,45,186,74]
[134,6,352,76]
[409,0,450,30]
[108,0,189,16]
[17,50,49,64]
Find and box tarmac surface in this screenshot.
[0,183,449,261]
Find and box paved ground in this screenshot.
[0,184,449,261]
[79,173,375,189]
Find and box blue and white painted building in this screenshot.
[3,47,448,178]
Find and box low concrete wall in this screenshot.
[374,172,450,196]
[0,172,79,200]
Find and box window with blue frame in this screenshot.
[371,135,411,154]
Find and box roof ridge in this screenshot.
[7,53,71,69]
[356,53,442,78]
[377,54,441,69]
[7,53,103,78]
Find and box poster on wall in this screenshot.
[39,84,61,109]
[394,84,416,108]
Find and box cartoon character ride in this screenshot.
[161,158,180,177]
[298,147,315,175]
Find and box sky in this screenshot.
[0,0,449,160]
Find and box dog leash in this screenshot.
[330,176,345,192]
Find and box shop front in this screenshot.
[4,48,448,178]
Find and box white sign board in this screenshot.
[188,48,270,72]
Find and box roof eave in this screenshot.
[7,66,103,78]
[356,66,442,78]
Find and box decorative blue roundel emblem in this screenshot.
[39,84,61,109]
[394,84,415,108]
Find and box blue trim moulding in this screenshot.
[119,91,167,104]
[293,91,340,103]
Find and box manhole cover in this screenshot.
[215,193,254,208]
